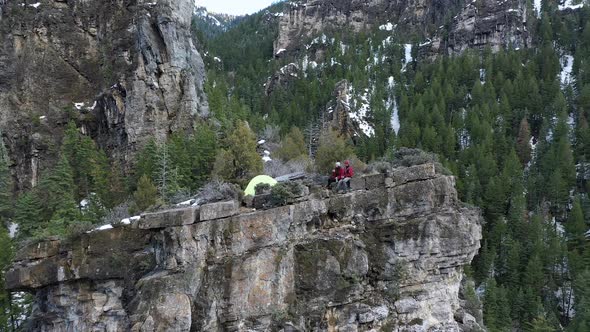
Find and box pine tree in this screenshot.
[13,192,43,240]
[132,175,158,213]
[566,197,587,252]
[516,118,532,165]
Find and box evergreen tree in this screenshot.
[132,175,158,213]
[276,127,307,161]
[516,117,532,165]
[213,121,262,184]
[315,129,355,174]
[13,192,43,240]
[566,197,587,252]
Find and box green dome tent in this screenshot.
[244,175,278,196]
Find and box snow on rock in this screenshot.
[8,223,18,239]
[585,229,590,238]
[213,57,222,63]
[74,102,85,110]
[559,0,584,10]
[262,150,272,162]
[534,0,542,17]
[177,199,194,207]
[560,55,574,86]
[80,199,90,209]
[120,216,141,225]
[387,77,400,135]
[257,139,266,145]
[379,22,394,31]
[96,224,113,231]
[402,44,413,71]
[275,48,286,55]
[480,69,486,84]
[349,88,375,137]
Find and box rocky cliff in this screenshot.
[274,0,463,56]
[0,0,208,191]
[7,163,483,331]
[274,0,532,57]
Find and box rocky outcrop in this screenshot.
[0,0,208,191]
[7,163,483,331]
[275,0,532,60]
[274,0,464,56]
[429,0,532,55]
[275,0,462,55]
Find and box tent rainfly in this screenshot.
[244,175,278,196]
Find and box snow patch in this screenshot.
[257,139,266,145]
[559,0,584,10]
[275,48,286,55]
[379,22,394,31]
[8,223,18,239]
[560,55,574,86]
[348,88,375,137]
[96,224,113,231]
[402,44,413,71]
[534,0,542,17]
[120,216,140,225]
[387,77,400,135]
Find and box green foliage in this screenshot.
[276,127,307,161]
[132,175,158,213]
[315,130,355,174]
[13,192,43,240]
[213,121,263,185]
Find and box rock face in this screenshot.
[7,163,483,331]
[275,0,532,58]
[431,0,532,55]
[274,0,464,56]
[0,0,208,190]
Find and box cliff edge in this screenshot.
[6,163,483,331]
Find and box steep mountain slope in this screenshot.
[0,0,208,191]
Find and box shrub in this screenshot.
[315,130,355,174]
[276,127,306,161]
[269,182,307,207]
[131,175,158,213]
[194,179,241,205]
[390,148,438,167]
[255,183,272,195]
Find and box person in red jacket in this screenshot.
[327,162,344,189]
[337,160,355,192]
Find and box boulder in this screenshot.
[199,200,239,221]
[139,206,199,229]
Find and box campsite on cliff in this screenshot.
[0,0,590,331]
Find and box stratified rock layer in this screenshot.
[0,0,207,190]
[7,163,483,331]
[274,0,464,56]
[274,0,531,57]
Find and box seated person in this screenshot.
[327,162,344,189]
[337,160,355,191]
